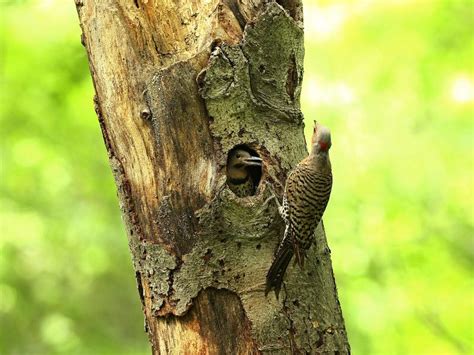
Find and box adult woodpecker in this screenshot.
[226,149,263,197]
[266,122,333,297]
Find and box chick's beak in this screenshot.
[242,156,263,167]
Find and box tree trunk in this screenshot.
[75,0,350,353]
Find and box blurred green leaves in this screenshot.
[301,0,473,353]
[1,0,472,354]
[1,1,148,354]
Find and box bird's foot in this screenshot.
[263,181,282,209]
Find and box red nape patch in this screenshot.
[319,141,328,151]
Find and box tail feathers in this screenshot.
[265,243,294,299]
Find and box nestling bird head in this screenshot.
[311,121,332,154]
[227,149,263,181]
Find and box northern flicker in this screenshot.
[226,149,263,197]
[265,122,333,297]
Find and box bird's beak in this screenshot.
[242,156,263,167]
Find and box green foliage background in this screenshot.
[1,0,472,354]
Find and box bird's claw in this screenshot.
[263,181,282,208]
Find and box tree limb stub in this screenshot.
[77,0,349,353]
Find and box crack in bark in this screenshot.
[223,0,247,30]
[286,52,298,101]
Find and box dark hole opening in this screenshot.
[226,145,262,197]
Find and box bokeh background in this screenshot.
[1,0,472,354]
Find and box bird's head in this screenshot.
[311,121,332,154]
[226,149,263,181]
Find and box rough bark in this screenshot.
[75,0,350,353]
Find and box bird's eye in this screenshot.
[236,154,241,158]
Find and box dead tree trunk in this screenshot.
[75,0,350,353]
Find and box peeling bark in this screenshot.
[76,0,350,353]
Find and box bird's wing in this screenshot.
[283,162,312,267]
[285,162,312,216]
